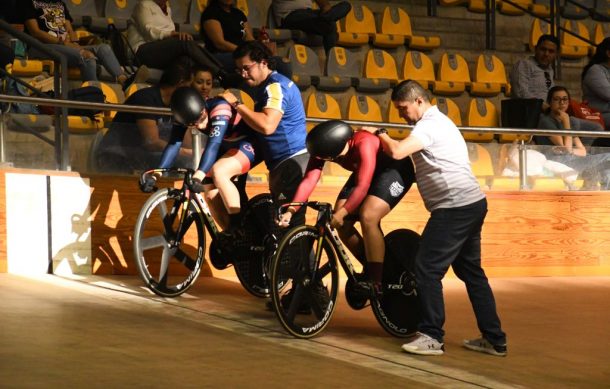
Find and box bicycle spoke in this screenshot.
[286,284,305,322]
[174,248,198,271]
[158,246,176,287]
[140,235,167,251]
[316,262,332,279]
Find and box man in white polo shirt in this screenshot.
[363,80,507,357]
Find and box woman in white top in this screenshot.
[127,0,224,81]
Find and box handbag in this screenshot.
[567,100,606,130]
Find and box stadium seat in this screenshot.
[336,5,373,47]
[433,53,470,96]
[169,0,190,24]
[470,54,509,97]
[432,96,463,126]
[529,18,550,51]
[288,44,322,90]
[529,0,551,17]
[264,4,306,44]
[64,0,102,29]
[560,21,591,59]
[82,81,124,125]
[401,51,435,90]
[386,103,411,140]
[383,6,440,51]
[373,6,410,49]
[5,113,54,134]
[100,0,138,31]
[592,23,608,46]
[305,93,342,131]
[497,0,532,16]
[325,47,386,93]
[467,0,487,13]
[439,0,469,5]
[9,59,44,77]
[560,0,592,19]
[362,49,399,86]
[465,98,497,142]
[592,0,610,21]
[347,95,383,124]
[180,0,207,36]
[123,82,152,98]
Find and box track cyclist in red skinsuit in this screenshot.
[279,120,416,297]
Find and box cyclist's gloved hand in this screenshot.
[140,173,158,193]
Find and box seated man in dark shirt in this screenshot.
[95,61,193,174]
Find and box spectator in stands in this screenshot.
[363,80,507,357]
[18,0,147,89]
[191,64,214,99]
[126,0,229,84]
[510,34,603,145]
[582,37,610,129]
[200,0,291,81]
[271,0,351,54]
[95,61,194,174]
[535,85,610,190]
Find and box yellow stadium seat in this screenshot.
[468,144,495,190]
[401,51,435,91]
[433,53,470,96]
[347,95,383,124]
[470,54,509,97]
[235,0,248,16]
[529,19,550,51]
[467,0,487,13]
[386,103,411,140]
[497,0,532,16]
[124,82,152,98]
[384,6,441,51]
[561,0,592,19]
[363,49,399,83]
[288,44,322,90]
[10,59,44,77]
[305,93,342,131]
[528,0,551,17]
[592,23,608,46]
[560,21,591,59]
[376,6,409,48]
[432,96,463,126]
[439,0,469,5]
[336,5,372,47]
[465,98,497,142]
[82,81,124,124]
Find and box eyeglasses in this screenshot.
[236,62,258,74]
[552,96,569,103]
[544,71,552,89]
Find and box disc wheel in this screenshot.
[270,225,339,339]
[370,229,420,337]
[232,193,282,297]
[133,189,206,297]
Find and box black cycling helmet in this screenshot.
[306,120,353,160]
[170,86,206,125]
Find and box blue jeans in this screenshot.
[416,198,506,346]
[32,43,123,82]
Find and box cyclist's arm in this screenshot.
[197,103,233,173]
[158,123,188,168]
[291,159,324,205]
[341,141,377,214]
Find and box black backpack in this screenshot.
[67,86,106,118]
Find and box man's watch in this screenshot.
[231,100,243,109]
[375,128,388,136]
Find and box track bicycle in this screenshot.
[269,201,421,339]
[133,168,283,298]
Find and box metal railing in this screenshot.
[2,92,610,191]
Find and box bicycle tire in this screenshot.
[270,225,339,339]
[232,193,281,298]
[370,228,420,337]
[133,188,206,297]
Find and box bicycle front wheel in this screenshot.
[133,188,206,297]
[270,225,339,339]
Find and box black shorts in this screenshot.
[338,155,415,210]
[269,152,310,225]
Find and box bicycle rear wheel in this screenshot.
[232,193,281,297]
[371,228,420,337]
[133,188,206,297]
[270,225,338,339]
